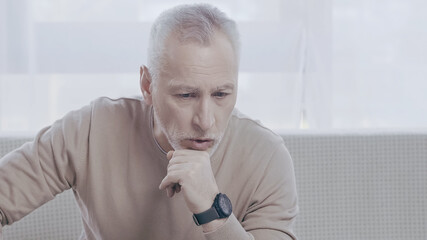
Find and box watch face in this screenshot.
[217,194,232,217]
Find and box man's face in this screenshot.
[149,32,238,154]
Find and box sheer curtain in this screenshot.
[0,0,426,135]
[332,0,427,128]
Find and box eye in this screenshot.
[212,92,229,99]
[177,93,196,99]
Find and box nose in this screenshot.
[193,97,215,132]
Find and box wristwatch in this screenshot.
[192,193,232,226]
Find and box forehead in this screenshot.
[159,31,238,88]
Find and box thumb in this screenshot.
[167,151,174,160]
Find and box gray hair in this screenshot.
[147,3,240,85]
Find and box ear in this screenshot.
[140,65,153,105]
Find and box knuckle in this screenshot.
[168,172,178,179]
[202,151,209,158]
[193,163,202,171]
[188,169,196,178]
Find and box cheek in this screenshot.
[171,107,191,127]
[153,95,173,125]
[155,96,192,127]
[215,99,236,128]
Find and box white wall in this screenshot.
[0,0,426,134]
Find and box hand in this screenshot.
[159,150,219,214]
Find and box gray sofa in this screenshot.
[1,131,426,240]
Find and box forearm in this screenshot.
[202,213,297,240]
[203,214,253,240]
[0,142,56,225]
[201,218,227,233]
[0,106,90,226]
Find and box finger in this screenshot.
[167,151,174,160]
[166,185,175,198]
[167,155,203,169]
[159,171,184,190]
[174,149,210,157]
[168,150,209,164]
[172,183,181,192]
[167,157,187,169]
[175,184,182,193]
[172,183,181,195]
[165,183,181,198]
[167,162,192,172]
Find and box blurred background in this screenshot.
[0,0,426,135]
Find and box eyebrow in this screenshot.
[168,83,235,92]
[214,83,235,91]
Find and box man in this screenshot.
[0,3,298,240]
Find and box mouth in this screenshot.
[193,138,211,143]
[187,138,214,151]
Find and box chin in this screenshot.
[173,142,217,156]
[169,136,223,156]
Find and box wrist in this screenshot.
[192,193,232,226]
[201,218,227,233]
[194,191,218,214]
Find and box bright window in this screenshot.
[1,0,426,135]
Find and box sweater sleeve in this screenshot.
[0,104,92,228]
[203,214,254,240]
[204,143,299,240]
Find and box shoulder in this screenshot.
[90,96,145,111]
[64,96,150,137]
[217,108,291,174]
[228,108,285,152]
[88,96,148,120]
[218,109,294,200]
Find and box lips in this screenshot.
[187,139,214,151]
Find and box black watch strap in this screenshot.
[192,193,232,226]
[192,207,220,226]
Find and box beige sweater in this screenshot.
[0,97,298,240]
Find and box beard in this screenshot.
[153,106,224,156]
